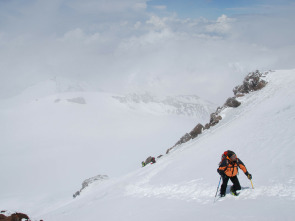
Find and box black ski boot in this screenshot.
[230,186,239,196]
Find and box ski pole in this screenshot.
[214,176,222,203]
[250,179,254,189]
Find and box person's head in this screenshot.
[227,150,237,162]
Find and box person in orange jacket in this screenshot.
[217,150,252,197]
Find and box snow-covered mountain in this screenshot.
[1,70,295,221]
[0,77,93,108]
[0,78,215,214]
[112,93,216,122]
[0,78,216,122]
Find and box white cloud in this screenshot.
[0,0,294,103]
[146,15,168,30]
[134,21,142,29]
[206,14,235,34]
[62,28,85,41]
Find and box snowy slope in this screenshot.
[0,79,215,213]
[31,69,295,221]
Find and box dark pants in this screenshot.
[220,175,241,194]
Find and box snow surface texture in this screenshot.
[1,70,295,220]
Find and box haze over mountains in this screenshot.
[0,77,216,211]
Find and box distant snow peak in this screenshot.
[67,97,86,104]
[54,97,86,104]
[18,77,93,102]
[112,93,217,119]
[50,77,91,93]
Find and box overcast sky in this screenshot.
[0,0,294,103]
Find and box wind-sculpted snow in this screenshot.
[125,177,295,203]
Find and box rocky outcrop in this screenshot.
[166,123,205,153]
[175,133,192,146]
[73,175,108,198]
[167,133,192,154]
[54,97,87,104]
[164,70,269,155]
[209,112,222,127]
[224,97,241,108]
[189,123,204,139]
[0,211,30,221]
[67,97,86,104]
[145,156,156,164]
[233,70,268,96]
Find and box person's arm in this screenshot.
[237,159,252,179]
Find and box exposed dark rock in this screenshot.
[189,123,204,139]
[204,123,210,130]
[210,113,222,127]
[233,70,268,96]
[0,212,30,221]
[142,156,156,167]
[67,97,86,104]
[145,156,156,164]
[175,133,192,146]
[224,97,241,108]
[73,175,108,198]
[166,132,193,154]
[73,191,80,198]
[166,147,173,154]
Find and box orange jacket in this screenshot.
[218,157,248,177]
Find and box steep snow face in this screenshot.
[0,79,215,212]
[34,69,295,221]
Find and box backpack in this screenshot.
[219,150,235,165]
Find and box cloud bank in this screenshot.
[0,0,294,103]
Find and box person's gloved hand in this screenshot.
[246,172,252,180]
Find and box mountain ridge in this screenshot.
[112,93,217,120]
